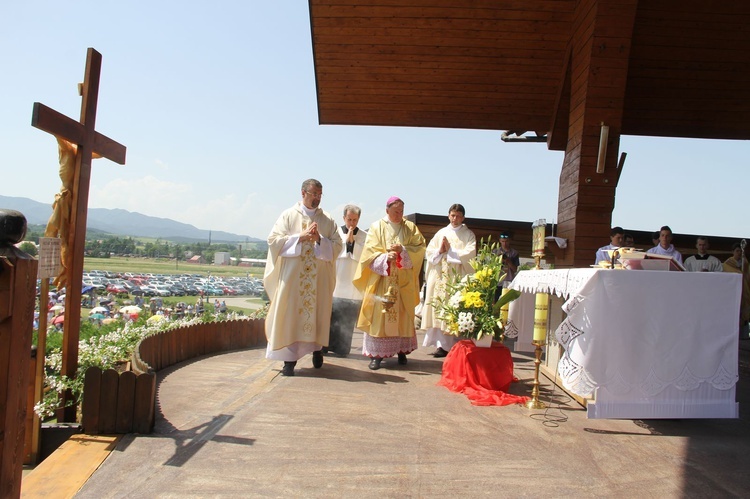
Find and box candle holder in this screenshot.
[527,291,549,409]
[525,340,547,409]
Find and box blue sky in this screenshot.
[1,2,748,241]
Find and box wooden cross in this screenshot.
[31,47,126,422]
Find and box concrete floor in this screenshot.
[74,333,750,498]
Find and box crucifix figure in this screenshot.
[31,47,126,421]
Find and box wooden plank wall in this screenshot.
[411,213,543,264]
[0,256,37,499]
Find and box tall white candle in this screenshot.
[533,293,549,343]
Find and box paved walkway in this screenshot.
[74,334,750,498]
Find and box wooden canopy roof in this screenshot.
[309,0,750,267]
[309,1,750,144]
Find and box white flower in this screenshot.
[449,292,462,308]
[457,312,475,333]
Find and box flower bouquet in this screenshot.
[433,240,521,342]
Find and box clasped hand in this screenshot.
[439,236,450,254]
[301,222,320,243]
[387,243,403,261]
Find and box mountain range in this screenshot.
[0,195,261,243]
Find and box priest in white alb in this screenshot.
[264,179,343,376]
[422,203,476,357]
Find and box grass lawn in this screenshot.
[84,256,264,279]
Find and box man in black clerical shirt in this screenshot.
[683,236,723,272]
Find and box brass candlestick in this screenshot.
[525,340,547,409]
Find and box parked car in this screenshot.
[106,283,129,295]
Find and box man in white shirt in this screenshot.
[647,225,683,264]
[595,226,624,265]
[683,236,723,272]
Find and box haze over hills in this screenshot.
[0,195,262,243]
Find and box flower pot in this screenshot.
[472,335,493,348]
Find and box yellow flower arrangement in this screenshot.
[433,240,520,341]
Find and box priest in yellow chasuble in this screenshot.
[353,196,426,370]
[264,179,343,376]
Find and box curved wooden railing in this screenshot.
[131,318,267,373]
[83,319,266,434]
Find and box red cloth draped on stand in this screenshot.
[438,340,529,406]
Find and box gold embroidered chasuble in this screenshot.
[353,218,425,338]
[422,224,476,331]
[264,203,343,351]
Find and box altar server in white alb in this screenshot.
[264,179,343,376]
[647,225,683,264]
[328,204,367,356]
[683,236,723,272]
[422,203,477,357]
[594,226,624,265]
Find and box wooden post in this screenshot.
[0,210,38,498]
[547,0,639,267]
[31,48,126,421]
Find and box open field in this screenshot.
[83,256,264,279]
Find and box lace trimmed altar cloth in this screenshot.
[438,340,529,406]
[509,269,742,419]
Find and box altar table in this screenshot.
[508,269,741,419]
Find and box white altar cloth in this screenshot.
[509,269,741,419]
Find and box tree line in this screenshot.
[20,227,268,264]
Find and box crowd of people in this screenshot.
[42,289,234,331]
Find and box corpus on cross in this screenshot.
[31,47,126,421]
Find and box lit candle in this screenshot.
[533,292,549,343]
[500,287,510,324]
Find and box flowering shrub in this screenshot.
[34,305,268,420]
[433,241,520,341]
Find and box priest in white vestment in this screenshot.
[594,226,624,265]
[647,225,683,263]
[264,179,343,376]
[353,196,426,370]
[328,204,367,356]
[422,204,476,357]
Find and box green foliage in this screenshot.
[18,241,38,256]
[37,319,123,355]
[35,312,264,420]
[432,240,519,341]
[85,236,137,257]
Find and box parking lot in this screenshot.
[81,270,265,299]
